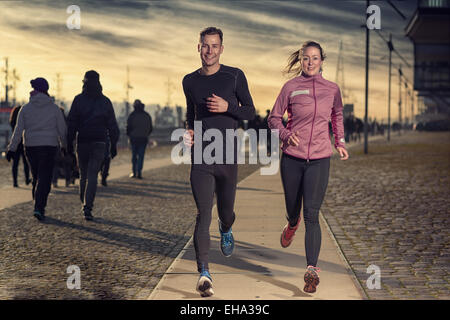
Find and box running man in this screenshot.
[182,27,255,297]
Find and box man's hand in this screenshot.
[184,129,194,147]
[207,94,228,113]
[6,150,15,162]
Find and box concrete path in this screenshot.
[148,166,366,300]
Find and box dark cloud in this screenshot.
[12,0,153,19]
[76,29,144,48]
[8,20,146,48]
[2,0,416,62]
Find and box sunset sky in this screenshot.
[0,0,417,122]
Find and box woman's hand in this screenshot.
[287,132,300,146]
[336,147,349,160]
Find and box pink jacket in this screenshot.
[268,72,346,160]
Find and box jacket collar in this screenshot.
[299,72,323,80]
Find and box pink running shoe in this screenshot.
[304,266,321,293]
[280,218,301,248]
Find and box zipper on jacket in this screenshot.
[307,79,317,162]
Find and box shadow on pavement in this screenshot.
[41,216,190,257]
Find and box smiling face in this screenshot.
[198,33,223,68]
[301,46,323,76]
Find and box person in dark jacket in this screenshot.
[126,99,153,179]
[67,70,120,221]
[9,105,31,187]
[7,77,67,221]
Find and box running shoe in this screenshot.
[83,209,94,221]
[218,220,234,257]
[280,218,301,248]
[33,210,45,221]
[196,269,214,297]
[304,265,320,293]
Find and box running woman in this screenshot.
[182,27,255,297]
[268,41,349,293]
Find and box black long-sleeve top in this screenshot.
[182,65,256,164]
[183,64,255,130]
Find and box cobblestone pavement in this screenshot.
[320,131,450,300]
[0,144,174,189]
[0,159,260,299]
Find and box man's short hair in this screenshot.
[199,27,223,44]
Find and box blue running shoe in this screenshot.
[218,220,234,257]
[196,268,214,297]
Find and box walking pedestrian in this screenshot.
[9,105,31,187]
[6,77,67,221]
[67,70,120,221]
[126,99,153,179]
[268,41,349,293]
[183,27,255,297]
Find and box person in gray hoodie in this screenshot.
[6,77,67,221]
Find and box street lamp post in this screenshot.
[387,33,393,141]
[398,65,403,133]
[364,0,370,154]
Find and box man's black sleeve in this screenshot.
[66,96,80,151]
[226,69,255,121]
[9,106,19,130]
[183,76,195,130]
[105,98,120,146]
[126,114,132,137]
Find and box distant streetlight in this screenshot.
[363,0,408,152]
[388,34,393,141]
[375,30,411,141]
[364,0,370,154]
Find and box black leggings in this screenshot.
[280,153,330,267]
[190,163,237,272]
[25,146,57,214]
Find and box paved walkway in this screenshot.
[6,132,445,300]
[148,135,390,300]
[148,164,365,300]
[320,131,450,299]
[0,157,172,211]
